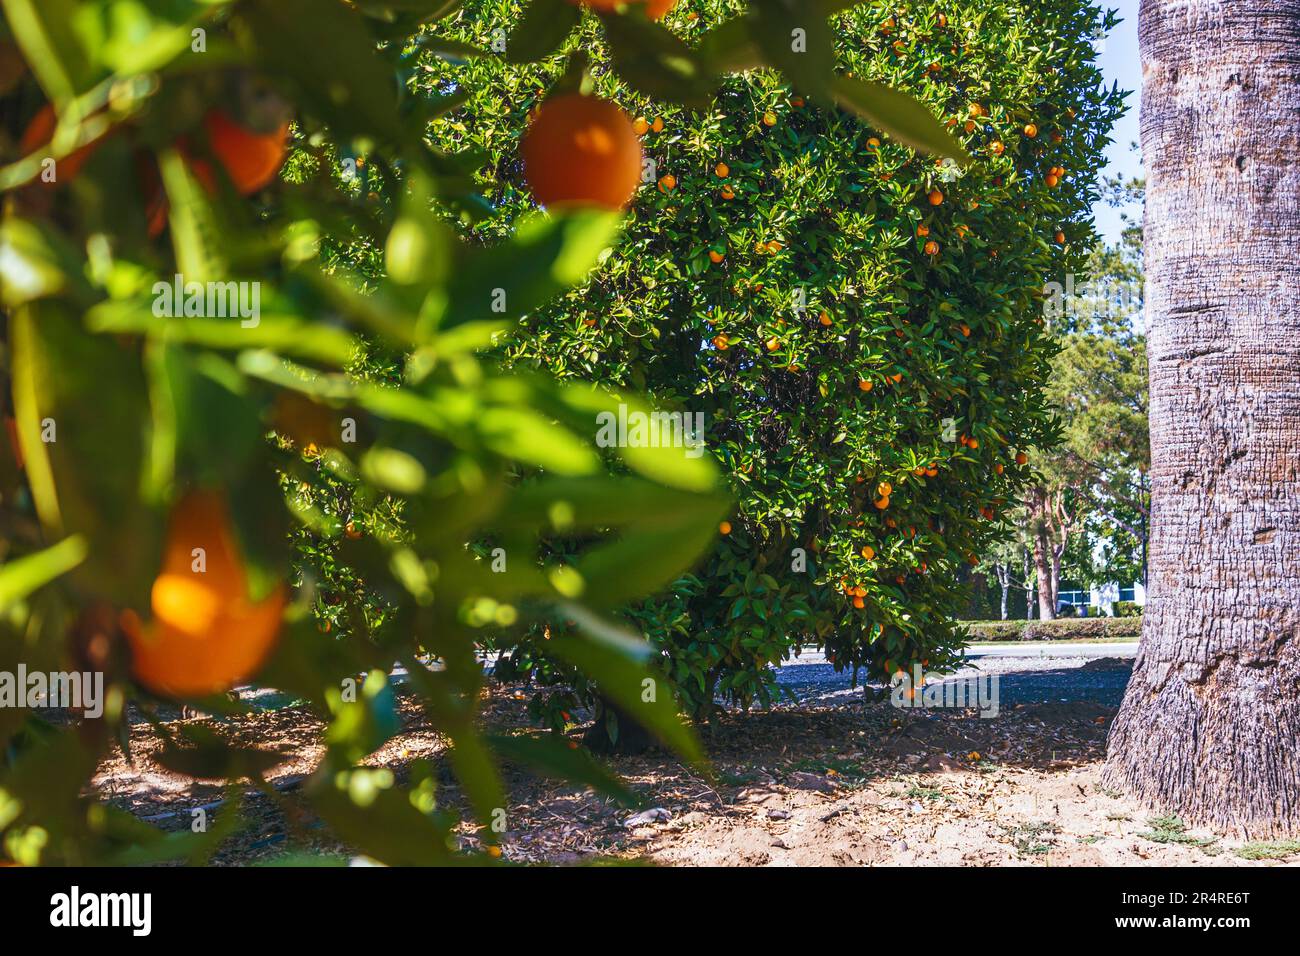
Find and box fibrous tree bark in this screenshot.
[1105,0,1300,836]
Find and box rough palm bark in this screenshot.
[1104,0,1300,836]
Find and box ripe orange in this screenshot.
[858,378,873,392]
[19,103,104,183]
[923,240,939,256]
[968,437,979,449]
[874,495,890,510]
[657,173,677,193]
[712,334,729,350]
[994,463,1005,475]
[720,184,735,200]
[719,520,732,535]
[762,110,778,127]
[765,336,780,352]
[633,116,650,135]
[852,597,866,609]
[916,224,930,237]
[126,490,285,697]
[1015,451,1029,466]
[1024,123,1038,138]
[937,13,949,27]
[819,312,832,327]
[877,481,893,497]
[709,249,725,264]
[1044,174,1059,188]
[989,140,1005,156]
[198,110,290,196]
[959,323,971,337]
[861,545,875,560]
[574,0,677,17]
[521,94,642,210]
[766,240,783,253]
[867,137,881,150]
[928,188,944,205]
[714,162,729,178]
[1054,230,1066,244]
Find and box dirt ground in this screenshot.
[89,672,1300,867]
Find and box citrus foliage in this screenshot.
[419,0,1125,717]
[0,0,966,865]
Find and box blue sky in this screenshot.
[1093,0,1142,244]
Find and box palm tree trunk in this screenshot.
[1105,0,1300,836]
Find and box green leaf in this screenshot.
[310,775,452,866]
[488,733,639,807]
[505,0,581,64]
[477,407,600,475]
[86,299,359,367]
[0,0,91,105]
[549,604,705,769]
[8,300,161,604]
[832,76,971,163]
[238,0,414,149]
[439,210,622,334]
[0,215,92,308]
[749,0,835,99]
[160,147,227,282]
[695,16,763,74]
[601,12,715,109]
[0,536,87,612]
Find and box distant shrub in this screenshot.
[961,617,1142,641]
[1113,601,1143,618]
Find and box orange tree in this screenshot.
[0,0,960,862]
[419,0,1125,722]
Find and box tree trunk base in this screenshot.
[580,699,657,755]
[1105,637,1300,839]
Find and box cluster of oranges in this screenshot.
[21,102,289,237]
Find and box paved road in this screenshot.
[774,642,1136,710]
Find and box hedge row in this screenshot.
[961,617,1143,641]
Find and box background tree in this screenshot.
[1105,0,1300,836]
[422,0,1124,722]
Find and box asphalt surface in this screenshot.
[773,642,1136,710]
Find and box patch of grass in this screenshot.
[1105,812,1132,822]
[792,756,866,784]
[1079,835,1102,845]
[1137,816,1218,850]
[1234,839,1300,861]
[905,784,949,803]
[1001,821,1060,856]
